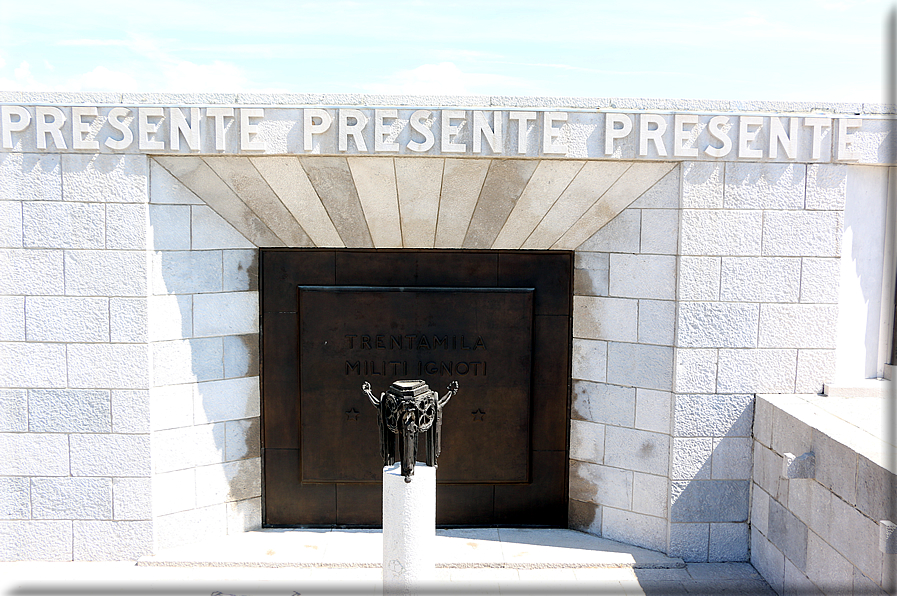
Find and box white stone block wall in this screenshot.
[147,161,261,550]
[1,94,888,563]
[667,161,845,563]
[567,160,845,562]
[568,167,678,554]
[0,152,261,559]
[0,152,153,561]
[751,395,896,594]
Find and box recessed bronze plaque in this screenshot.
[261,249,572,527]
[298,287,533,484]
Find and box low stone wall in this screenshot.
[751,393,896,594]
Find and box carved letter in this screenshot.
[473,110,502,153]
[768,117,797,159]
[1,106,31,149]
[207,107,234,151]
[738,116,763,159]
[639,113,667,157]
[374,109,399,152]
[510,111,536,154]
[240,108,265,151]
[72,107,100,150]
[407,109,434,152]
[605,113,632,156]
[803,117,831,160]
[339,108,368,152]
[441,110,466,153]
[836,118,862,161]
[704,115,732,158]
[170,107,202,151]
[304,108,332,151]
[36,107,66,150]
[542,111,567,154]
[105,107,133,150]
[138,107,165,150]
[673,114,699,157]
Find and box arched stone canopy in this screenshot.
[153,156,676,250]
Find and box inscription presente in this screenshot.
[0,104,868,162]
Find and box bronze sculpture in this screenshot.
[362,379,458,482]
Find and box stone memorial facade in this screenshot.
[0,92,893,565]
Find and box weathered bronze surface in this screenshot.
[260,249,572,527]
[363,379,457,482]
[297,286,533,485]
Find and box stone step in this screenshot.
[137,528,685,570]
[824,378,893,398]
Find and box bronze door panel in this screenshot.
[262,313,300,449]
[498,252,572,316]
[260,249,572,527]
[530,316,572,452]
[264,449,336,525]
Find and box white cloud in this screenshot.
[53,34,251,92]
[68,66,139,92]
[63,58,248,93]
[161,60,247,92]
[0,61,43,91]
[113,35,250,92]
[368,62,527,95]
[58,39,131,47]
[14,61,34,84]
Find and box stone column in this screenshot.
[382,463,435,594]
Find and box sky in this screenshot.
[0,0,893,103]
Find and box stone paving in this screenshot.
[0,561,777,595]
[0,529,777,595]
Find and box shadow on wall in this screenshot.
[668,394,754,563]
[568,392,755,564]
[147,159,263,551]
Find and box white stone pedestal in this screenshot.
[382,462,435,595]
